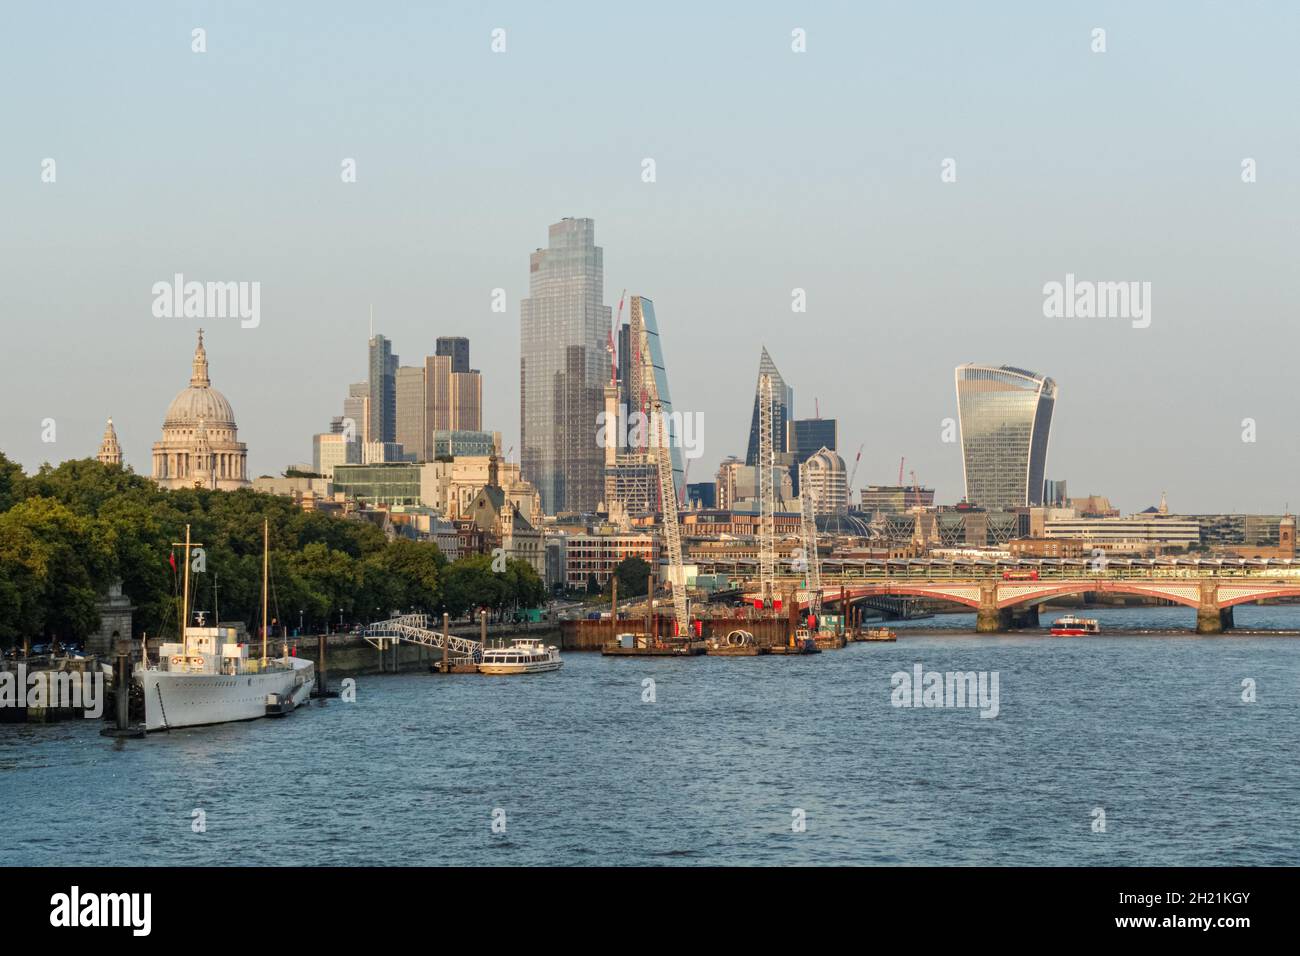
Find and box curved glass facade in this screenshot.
[954,365,1056,510]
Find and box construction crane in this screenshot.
[798,461,822,618]
[651,397,688,636]
[609,289,626,387]
[847,443,864,496]
[758,373,776,606]
[637,314,687,637]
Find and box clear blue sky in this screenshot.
[2,1,1297,513]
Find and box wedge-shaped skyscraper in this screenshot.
[954,364,1057,510]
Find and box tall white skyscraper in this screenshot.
[519,218,611,515]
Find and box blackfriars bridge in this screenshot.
[713,557,1300,633]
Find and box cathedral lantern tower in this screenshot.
[97,418,123,466]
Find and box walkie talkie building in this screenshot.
[954,364,1057,511]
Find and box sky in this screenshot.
[2,1,1297,514]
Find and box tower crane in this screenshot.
[758,373,776,607]
[798,461,823,618]
[847,443,864,496]
[638,315,687,636]
[651,398,688,636]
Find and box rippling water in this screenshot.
[3,607,1298,866]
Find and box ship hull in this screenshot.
[477,660,562,675]
[138,659,314,731]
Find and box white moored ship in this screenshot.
[477,638,562,675]
[136,522,314,731]
[138,629,314,731]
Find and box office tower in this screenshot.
[686,482,716,509]
[368,334,398,444]
[425,355,452,433]
[787,417,837,494]
[343,382,368,442]
[1043,479,1068,508]
[520,218,612,514]
[745,347,793,466]
[788,418,837,461]
[451,369,482,431]
[715,456,744,510]
[425,355,483,438]
[395,365,427,461]
[954,364,1057,510]
[621,295,684,497]
[801,447,849,516]
[436,336,470,374]
[617,322,632,414]
[313,432,356,478]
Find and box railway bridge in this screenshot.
[718,557,1300,633]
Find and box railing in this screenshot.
[360,614,484,662]
[692,559,1300,584]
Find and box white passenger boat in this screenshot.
[136,521,314,731]
[477,638,563,675]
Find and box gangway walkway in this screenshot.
[360,614,484,663]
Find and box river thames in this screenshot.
[3,606,1298,866]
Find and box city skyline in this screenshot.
[3,4,1298,514]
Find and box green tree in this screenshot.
[0,497,109,644]
[611,556,651,598]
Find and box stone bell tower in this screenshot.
[97,418,123,466]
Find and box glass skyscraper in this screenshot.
[368,334,397,444]
[954,364,1057,510]
[436,336,470,373]
[520,218,612,515]
[745,347,794,466]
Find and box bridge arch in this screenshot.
[1216,585,1300,609]
[831,584,982,610]
[995,581,1202,611]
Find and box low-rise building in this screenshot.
[1008,537,1086,559]
[565,533,659,591]
[1042,514,1200,554]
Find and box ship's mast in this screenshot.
[182,524,192,655]
[171,524,202,657]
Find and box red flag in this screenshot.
[169,551,177,572]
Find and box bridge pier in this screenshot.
[1197,605,1234,634]
[976,583,1007,633]
[1196,582,1235,634]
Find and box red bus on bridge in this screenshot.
[1002,569,1040,581]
